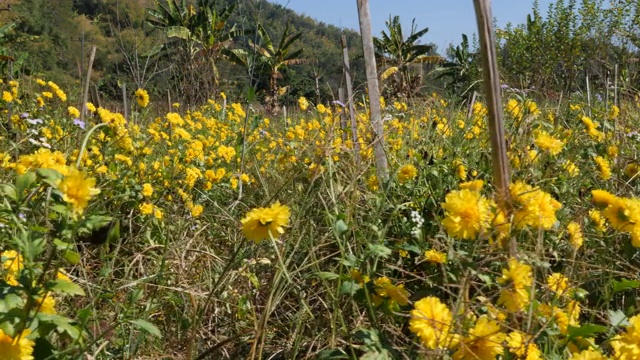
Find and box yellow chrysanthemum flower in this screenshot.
[298,96,309,111]
[135,88,150,108]
[67,106,80,118]
[547,273,569,296]
[567,221,584,250]
[534,131,564,155]
[424,249,447,264]
[139,202,153,215]
[510,181,562,230]
[56,167,100,217]
[459,179,484,191]
[497,258,532,312]
[141,183,153,197]
[373,277,409,306]
[453,316,506,360]
[594,156,611,180]
[610,314,640,359]
[441,189,493,240]
[506,331,542,360]
[570,348,608,360]
[0,329,35,360]
[409,296,457,350]
[241,201,291,242]
[397,164,418,183]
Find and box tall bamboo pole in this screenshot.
[473,0,513,253]
[356,0,388,183]
[341,35,360,164]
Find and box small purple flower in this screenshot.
[18,213,26,221]
[500,84,510,90]
[73,118,86,130]
[596,94,603,102]
[20,112,29,119]
[332,100,346,107]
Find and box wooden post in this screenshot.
[473,0,511,217]
[90,84,102,108]
[338,87,348,141]
[167,89,171,113]
[122,82,128,122]
[81,45,97,121]
[586,73,591,117]
[357,0,388,183]
[341,35,360,164]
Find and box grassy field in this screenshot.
[1,78,640,359]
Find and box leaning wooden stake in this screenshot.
[356,0,389,183]
[473,0,513,252]
[341,35,361,165]
[81,45,97,121]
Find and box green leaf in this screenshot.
[50,204,69,215]
[52,239,72,251]
[36,168,63,181]
[339,280,361,296]
[129,319,162,338]
[0,184,17,201]
[106,220,121,245]
[316,349,349,359]
[316,272,340,280]
[367,244,392,258]
[608,309,630,327]
[339,254,358,267]
[63,250,81,265]
[36,313,81,339]
[567,324,608,339]
[50,279,85,296]
[15,172,36,199]
[334,219,348,235]
[612,278,640,293]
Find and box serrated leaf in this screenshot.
[340,280,361,296]
[608,309,630,327]
[367,244,392,258]
[51,279,85,296]
[316,271,340,280]
[612,278,640,293]
[567,324,608,339]
[129,319,162,338]
[339,254,358,267]
[36,313,80,339]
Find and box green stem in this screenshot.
[76,123,108,169]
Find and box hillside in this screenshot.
[0,0,365,106]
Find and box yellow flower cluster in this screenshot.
[241,201,291,242]
[510,181,562,230]
[592,190,640,246]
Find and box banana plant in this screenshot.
[223,21,314,114]
[146,0,237,104]
[373,16,441,98]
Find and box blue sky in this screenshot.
[270,0,555,52]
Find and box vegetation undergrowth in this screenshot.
[1,75,640,360]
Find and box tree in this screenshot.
[223,21,313,114]
[373,16,440,98]
[147,0,237,105]
[435,34,482,100]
